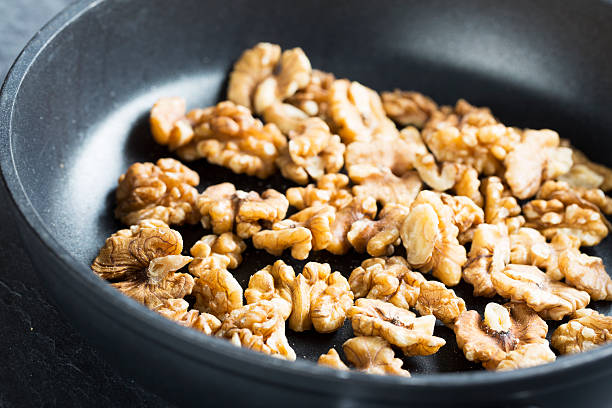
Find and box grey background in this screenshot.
[0,0,168,406]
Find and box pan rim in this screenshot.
[2,0,612,398]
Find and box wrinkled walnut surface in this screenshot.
[191,254,243,320]
[381,90,438,128]
[347,204,410,257]
[351,165,422,207]
[190,232,246,269]
[415,280,466,327]
[551,309,612,354]
[157,298,221,335]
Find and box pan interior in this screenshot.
[7,0,612,375]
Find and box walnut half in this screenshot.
[551,309,612,354]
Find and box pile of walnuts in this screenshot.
[92,43,612,377]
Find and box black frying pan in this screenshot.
[2,0,612,406]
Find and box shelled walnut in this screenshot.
[150,97,193,149]
[348,257,426,310]
[285,174,352,210]
[285,70,336,123]
[91,219,194,309]
[350,165,422,207]
[538,180,612,215]
[276,118,345,184]
[523,180,609,246]
[216,300,296,360]
[491,264,590,320]
[440,193,484,238]
[401,191,467,286]
[288,204,335,251]
[559,250,612,301]
[329,79,397,143]
[227,43,311,114]
[252,219,313,260]
[348,299,445,356]
[463,223,510,297]
[454,166,483,207]
[245,260,296,320]
[172,101,287,178]
[115,158,200,226]
[482,177,524,233]
[454,302,554,370]
[347,204,410,256]
[560,140,612,191]
[157,298,221,335]
[289,262,354,333]
[381,90,438,128]
[551,308,612,354]
[190,232,246,269]
[319,336,411,377]
[413,152,461,192]
[198,183,288,238]
[191,254,243,320]
[415,281,467,327]
[327,196,377,255]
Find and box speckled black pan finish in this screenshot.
[2,0,612,406]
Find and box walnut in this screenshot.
[482,176,524,233]
[227,43,311,114]
[329,79,397,143]
[150,97,191,148]
[454,302,553,370]
[157,298,221,335]
[454,166,483,207]
[262,102,309,134]
[523,180,609,246]
[414,152,461,192]
[318,348,349,371]
[348,257,426,310]
[560,140,612,191]
[350,165,422,207]
[551,308,612,354]
[327,196,377,255]
[504,129,572,199]
[276,118,345,184]
[559,250,612,301]
[440,193,484,236]
[115,158,200,226]
[198,183,288,238]
[463,223,510,297]
[216,300,296,360]
[252,219,313,260]
[190,232,246,269]
[286,70,335,122]
[347,204,410,256]
[491,264,590,320]
[343,336,411,376]
[348,298,445,356]
[285,174,352,210]
[174,101,286,178]
[288,262,353,333]
[288,204,335,251]
[191,254,243,320]
[401,191,467,286]
[245,260,296,320]
[91,220,194,309]
[344,126,428,177]
[421,100,521,175]
[415,280,467,327]
[381,90,438,128]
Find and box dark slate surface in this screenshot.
[0,1,169,406]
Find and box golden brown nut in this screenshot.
[276,118,345,184]
[551,308,612,354]
[415,280,467,327]
[175,101,287,178]
[288,204,335,251]
[285,69,335,122]
[198,183,289,238]
[115,158,200,226]
[523,180,609,246]
[559,250,612,301]
[491,264,590,320]
[245,260,296,320]
[252,219,313,260]
[348,257,426,310]
[454,302,553,370]
[560,140,612,191]
[285,174,352,210]
[413,152,461,192]
[190,232,246,269]
[504,129,573,199]
[343,336,411,377]
[350,165,422,207]
[401,191,467,286]
[347,204,410,257]
[91,220,194,309]
[288,262,353,333]
[463,223,510,297]
[216,300,296,360]
[381,90,438,128]
[348,298,445,356]
[454,166,483,207]
[440,193,484,236]
[344,126,428,177]
[191,255,243,320]
[150,97,188,146]
[157,298,221,335]
[227,43,311,114]
[262,102,309,134]
[318,348,349,371]
[327,196,378,255]
[482,176,524,233]
[329,79,397,143]
[421,99,521,175]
